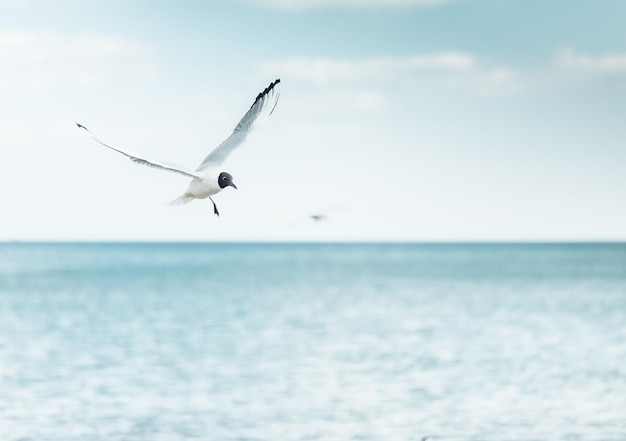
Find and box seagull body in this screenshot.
[168,168,229,207]
[77,79,281,215]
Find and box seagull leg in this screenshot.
[209,197,220,216]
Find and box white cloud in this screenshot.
[352,89,386,112]
[258,53,475,84]
[238,0,454,10]
[0,31,154,89]
[556,48,626,76]
[261,49,626,98]
[257,53,522,98]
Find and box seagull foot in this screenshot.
[209,197,220,216]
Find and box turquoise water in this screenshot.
[1,243,625,441]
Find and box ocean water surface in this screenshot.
[0,242,625,441]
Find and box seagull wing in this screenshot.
[76,123,203,179]
[196,79,281,171]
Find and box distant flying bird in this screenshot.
[77,79,281,216]
[309,214,329,222]
[287,206,344,230]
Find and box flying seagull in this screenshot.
[77,79,281,216]
[287,206,345,230]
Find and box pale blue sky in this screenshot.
[1,0,625,241]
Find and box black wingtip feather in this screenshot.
[251,79,281,109]
[76,122,86,129]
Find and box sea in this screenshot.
[0,242,624,441]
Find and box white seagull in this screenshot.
[77,79,281,216]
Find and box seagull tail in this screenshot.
[167,193,194,207]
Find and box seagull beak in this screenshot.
[229,182,237,190]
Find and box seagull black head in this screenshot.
[218,172,237,190]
